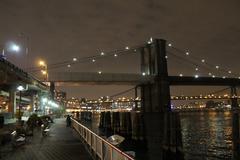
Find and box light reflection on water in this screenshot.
[85,111,237,159]
[180,111,233,160]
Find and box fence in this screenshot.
[71,118,134,160]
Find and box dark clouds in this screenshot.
[0,0,240,98]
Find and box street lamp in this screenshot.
[39,60,48,81]
[1,43,21,59]
[11,44,20,52]
[39,60,45,66]
[17,85,24,121]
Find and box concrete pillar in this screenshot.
[141,39,170,112]
[8,89,16,117]
[50,81,55,100]
[29,95,35,112]
[147,44,156,75]
[141,39,184,160]
[231,87,240,159]
[140,47,150,75]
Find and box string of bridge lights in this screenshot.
[166,50,216,77]
[166,42,240,79]
[171,87,233,100]
[28,44,142,73]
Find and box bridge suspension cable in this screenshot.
[109,87,135,98]
[166,44,240,78]
[167,51,216,76]
[28,44,145,73]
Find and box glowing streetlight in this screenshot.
[41,70,47,75]
[11,44,20,52]
[17,85,24,91]
[39,60,48,81]
[39,60,46,66]
[1,43,21,59]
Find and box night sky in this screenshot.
[0,0,240,99]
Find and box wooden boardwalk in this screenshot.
[1,118,92,160]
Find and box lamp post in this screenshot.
[17,85,24,121]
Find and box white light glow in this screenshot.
[42,98,48,104]
[150,37,153,42]
[11,44,20,52]
[17,85,24,91]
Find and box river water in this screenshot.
[81,111,238,160]
[180,111,235,160]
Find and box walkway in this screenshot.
[1,118,92,160]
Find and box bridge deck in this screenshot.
[48,72,152,85]
[1,118,92,160]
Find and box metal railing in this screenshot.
[71,118,134,160]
